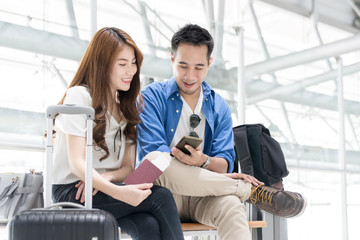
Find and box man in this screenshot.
[138,24,304,239]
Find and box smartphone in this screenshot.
[174,136,203,155]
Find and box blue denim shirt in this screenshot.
[137,77,235,172]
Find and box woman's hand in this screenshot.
[76,181,153,206]
[223,173,264,186]
[112,183,153,207]
[75,181,99,203]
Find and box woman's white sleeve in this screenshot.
[55,87,91,137]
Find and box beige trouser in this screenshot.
[144,151,252,240]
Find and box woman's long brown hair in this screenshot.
[58,27,144,161]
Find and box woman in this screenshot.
[52,27,184,240]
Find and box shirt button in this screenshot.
[176,94,179,96]
[172,98,174,100]
[171,129,174,132]
[206,98,208,101]
[176,110,179,113]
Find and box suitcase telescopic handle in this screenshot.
[46,104,95,119]
[45,104,95,209]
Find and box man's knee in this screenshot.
[143,151,171,162]
[215,195,246,213]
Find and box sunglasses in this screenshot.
[189,113,201,138]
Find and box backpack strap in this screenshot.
[233,125,254,176]
[260,124,270,135]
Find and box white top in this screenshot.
[53,86,129,184]
[170,86,206,150]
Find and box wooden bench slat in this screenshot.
[121,220,267,237]
[181,220,266,231]
[248,220,267,228]
[181,223,217,231]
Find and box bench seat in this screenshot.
[181,221,267,231]
[121,220,267,239]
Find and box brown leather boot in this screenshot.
[247,185,306,218]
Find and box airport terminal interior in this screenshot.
[0,0,360,239]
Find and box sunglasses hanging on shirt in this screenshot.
[189,113,201,138]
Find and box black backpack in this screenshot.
[233,124,289,189]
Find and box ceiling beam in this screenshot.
[65,0,80,39]
[247,61,360,104]
[1,21,360,115]
[245,33,360,77]
[259,0,360,33]
[246,79,360,115]
[0,21,87,61]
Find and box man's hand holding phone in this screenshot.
[171,136,208,167]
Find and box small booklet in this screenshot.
[124,154,170,185]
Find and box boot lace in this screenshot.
[249,185,274,206]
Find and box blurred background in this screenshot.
[0,0,359,239]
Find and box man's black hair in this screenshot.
[171,24,214,60]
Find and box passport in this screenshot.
[124,155,170,185]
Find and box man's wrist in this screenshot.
[200,155,211,169]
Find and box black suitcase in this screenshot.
[7,105,119,240]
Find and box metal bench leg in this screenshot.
[262,212,288,240]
